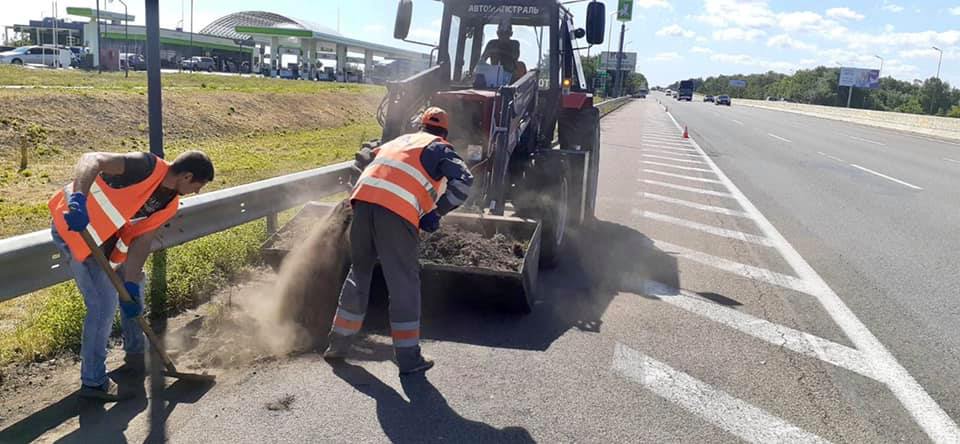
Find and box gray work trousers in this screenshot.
[332,201,422,348]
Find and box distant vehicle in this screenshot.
[704,95,715,102]
[716,95,732,106]
[181,56,215,72]
[0,46,72,67]
[120,53,147,71]
[677,79,694,101]
[633,88,648,99]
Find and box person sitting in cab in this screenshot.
[478,20,527,82]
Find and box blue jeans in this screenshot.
[51,227,146,387]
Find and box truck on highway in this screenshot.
[677,79,694,101]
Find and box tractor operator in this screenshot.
[480,21,522,78]
[49,150,214,401]
[324,107,473,375]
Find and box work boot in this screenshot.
[323,333,353,360]
[395,346,435,375]
[116,352,146,376]
[78,378,133,402]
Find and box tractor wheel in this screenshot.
[534,155,570,269]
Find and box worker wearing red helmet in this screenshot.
[325,106,473,374]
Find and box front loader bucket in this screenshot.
[261,202,541,313]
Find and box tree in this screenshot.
[919,78,953,115]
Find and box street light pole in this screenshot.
[874,54,883,77]
[95,0,102,73]
[110,0,128,77]
[932,46,943,79]
[614,22,625,97]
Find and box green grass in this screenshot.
[0,65,377,94]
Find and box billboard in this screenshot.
[839,68,880,89]
[729,79,747,88]
[600,51,637,72]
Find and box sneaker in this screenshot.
[78,379,132,402]
[396,347,435,375]
[116,353,146,376]
[323,334,353,360]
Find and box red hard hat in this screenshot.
[421,106,449,131]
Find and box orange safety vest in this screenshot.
[48,155,180,267]
[351,132,447,229]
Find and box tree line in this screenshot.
[666,67,960,118]
[580,55,648,97]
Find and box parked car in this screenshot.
[120,53,147,71]
[181,56,215,72]
[0,46,72,67]
[704,95,715,102]
[716,95,732,106]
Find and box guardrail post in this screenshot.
[266,213,279,236]
[149,250,167,320]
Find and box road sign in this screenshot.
[839,67,880,89]
[617,0,633,21]
[729,79,747,88]
[600,51,637,71]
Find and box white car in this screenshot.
[0,46,73,67]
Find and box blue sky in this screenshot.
[5,1,959,86]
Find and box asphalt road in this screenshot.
[4,96,958,443]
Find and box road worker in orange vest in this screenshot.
[48,150,214,401]
[325,107,474,374]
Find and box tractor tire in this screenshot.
[528,155,570,269]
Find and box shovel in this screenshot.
[78,230,216,383]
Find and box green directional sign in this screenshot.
[617,0,633,22]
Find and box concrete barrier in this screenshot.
[735,99,960,141]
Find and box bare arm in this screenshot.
[123,231,155,282]
[72,152,126,195]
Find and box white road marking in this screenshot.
[643,161,715,173]
[636,210,774,247]
[667,111,959,442]
[642,149,705,159]
[731,119,745,126]
[644,180,736,198]
[642,139,695,148]
[631,279,877,380]
[943,158,960,164]
[848,135,886,146]
[641,192,750,217]
[613,343,831,444]
[816,152,846,163]
[642,154,707,165]
[643,169,723,184]
[768,133,793,143]
[652,239,816,295]
[642,145,700,153]
[849,164,924,190]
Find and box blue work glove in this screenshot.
[64,192,89,232]
[119,282,144,319]
[419,210,440,233]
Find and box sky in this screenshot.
[3,1,958,87]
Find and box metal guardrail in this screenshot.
[0,96,634,303]
[0,161,354,302]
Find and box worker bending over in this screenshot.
[325,107,473,374]
[49,150,214,401]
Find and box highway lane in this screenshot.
[661,92,960,428]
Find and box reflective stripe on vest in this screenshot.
[354,176,423,215]
[367,157,439,202]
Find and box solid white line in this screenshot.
[642,154,708,165]
[768,133,793,143]
[643,169,723,184]
[636,210,775,246]
[642,144,699,153]
[643,161,715,173]
[613,343,831,444]
[943,158,960,164]
[631,279,878,380]
[848,135,886,146]
[651,239,816,295]
[666,111,959,442]
[731,119,745,125]
[641,192,750,217]
[850,164,924,190]
[817,152,846,163]
[642,149,705,159]
[642,140,695,148]
[643,180,735,198]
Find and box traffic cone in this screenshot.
[682,126,689,139]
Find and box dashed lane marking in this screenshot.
[850,164,924,190]
[768,133,793,143]
[817,152,846,163]
[848,135,886,146]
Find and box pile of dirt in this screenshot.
[419,225,526,272]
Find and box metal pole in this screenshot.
[615,22,625,97]
[933,46,943,79]
[123,0,128,77]
[95,0,102,73]
[846,86,853,108]
[145,0,163,158]
[190,0,194,57]
[53,2,58,66]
